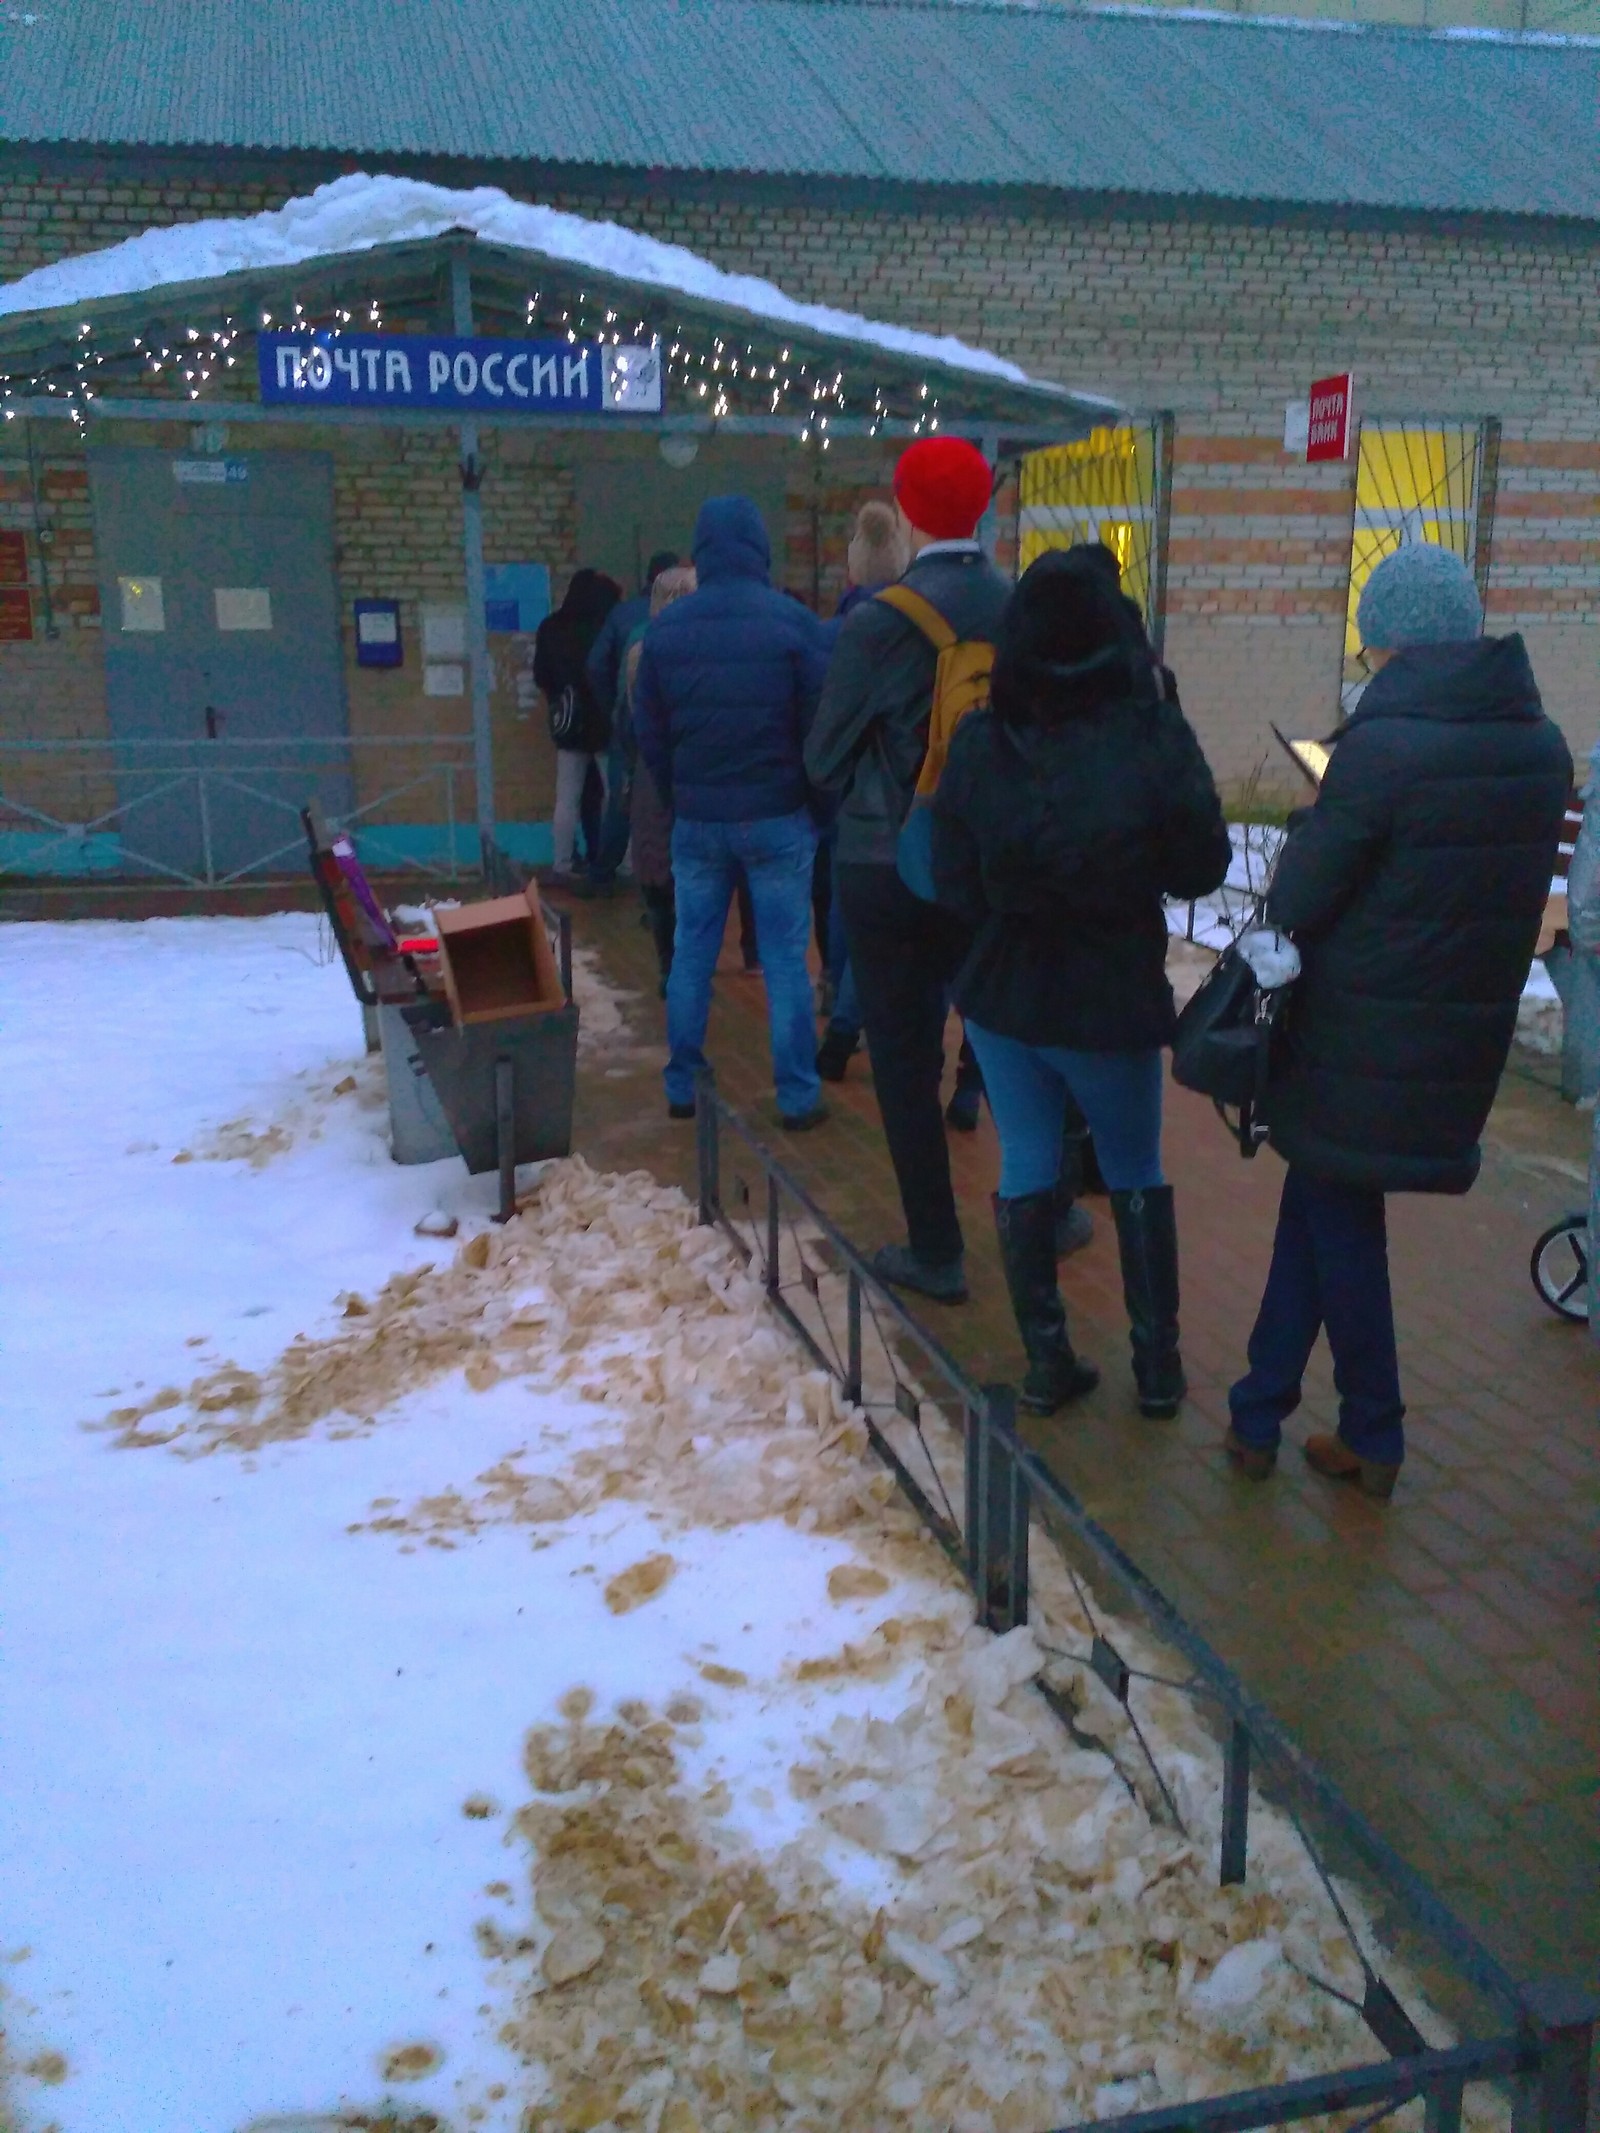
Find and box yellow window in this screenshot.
[1344,425,1482,694]
[1019,424,1159,626]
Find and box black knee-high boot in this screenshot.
[1109,1186,1185,1418]
[994,1189,1100,1416]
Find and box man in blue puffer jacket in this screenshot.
[635,496,832,1129]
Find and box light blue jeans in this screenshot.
[963,1023,1165,1196]
[666,810,821,1117]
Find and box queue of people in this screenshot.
[536,438,1573,1503]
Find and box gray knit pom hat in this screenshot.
[1356,542,1482,651]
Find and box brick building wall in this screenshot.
[2,150,1597,809]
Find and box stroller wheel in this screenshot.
[1530,1214,1591,1322]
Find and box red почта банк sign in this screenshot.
[1305,373,1354,463]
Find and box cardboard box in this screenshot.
[433,881,565,1026]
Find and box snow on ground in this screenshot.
[1,914,1498,2133]
[1166,825,1560,1019]
[0,173,1110,411]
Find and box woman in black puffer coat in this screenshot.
[932,546,1231,1418]
[1229,542,1573,1500]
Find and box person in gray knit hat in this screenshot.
[1355,539,1486,653]
[1226,540,1572,1501]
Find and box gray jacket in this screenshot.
[806,547,1013,867]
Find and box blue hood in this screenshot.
[692,495,771,586]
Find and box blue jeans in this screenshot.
[666,810,821,1117]
[592,736,633,880]
[964,1025,1164,1195]
[1229,1167,1406,1466]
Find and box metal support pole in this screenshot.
[1220,1718,1251,1886]
[964,1402,984,1592]
[493,1054,516,1224]
[1151,410,1177,661]
[695,1068,720,1226]
[977,1386,1030,1634]
[197,770,215,886]
[977,428,1001,564]
[450,250,496,876]
[765,1173,782,1297]
[845,1272,863,1406]
[1516,1981,1596,2133]
[1425,2077,1466,2133]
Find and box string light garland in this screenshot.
[2,280,946,443]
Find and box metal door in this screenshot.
[90,448,350,880]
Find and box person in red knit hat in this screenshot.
[892,435,996,544]
[805,437,1010,1303]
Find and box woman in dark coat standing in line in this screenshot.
[932,546,1232,1418]
[533,566,621,880]
[1228,543,1573,1498]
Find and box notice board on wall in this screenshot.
[0,530,27,586]
[0,588,31,642]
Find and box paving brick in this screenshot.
[564,893,1597,1989]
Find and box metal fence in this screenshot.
[694,1075,1593,2133]
[0,733,482,888]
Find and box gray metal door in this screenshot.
[90,447,350,880]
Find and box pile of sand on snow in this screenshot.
[94,1159,1503,2133]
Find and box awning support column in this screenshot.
[450,250,496,875]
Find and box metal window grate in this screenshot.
[1019,420,1162,629]
[1343,422,1484,712]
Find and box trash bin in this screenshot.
[377,1002,458,1165]
[403,997,579,1175]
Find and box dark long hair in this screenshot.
[534,567,621,697]
[990,545,1151,727]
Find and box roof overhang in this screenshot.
[0,228,1121,445]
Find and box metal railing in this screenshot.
[694,1074,1593,2133]
[0,734,482,888]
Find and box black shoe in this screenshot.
[944,1086,982,1133]
[1109,1186,1186,1418]
[872,1242,968,1306]
[994,1190,1099,1414]
[816,1026,859,1083]
[1054,1200,1095,1259]
[779,1102,830,1133]
[668,1101,697,1122]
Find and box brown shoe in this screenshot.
[1303,1432,1399,1501]
[1223,1429,1277,1482]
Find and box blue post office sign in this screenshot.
[258,333,663,415]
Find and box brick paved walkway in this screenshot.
[563,886,1596,1998]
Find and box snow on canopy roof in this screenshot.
[0,172,1107,410]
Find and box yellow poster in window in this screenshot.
[1019,424,1158,625]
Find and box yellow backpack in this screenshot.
[875,582,996,899]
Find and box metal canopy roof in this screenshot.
[2,0,1597,224]
[0,233,1115,441]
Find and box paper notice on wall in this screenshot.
[119,576,165,632]
[215,587,272,631]
[421,605,467,660]
[424,661,466,697]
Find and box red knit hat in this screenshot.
[893,436,994,541]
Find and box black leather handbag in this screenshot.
[1171,942,1284,1158]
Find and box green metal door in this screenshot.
[90,447,350,881]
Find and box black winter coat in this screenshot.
[1264,635,1572,1193]
[806,547,1013,867]
[930,690,1232,1051]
